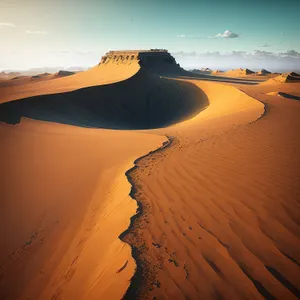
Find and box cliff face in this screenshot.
[99,50,184,76]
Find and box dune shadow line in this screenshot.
[0,69,209,130]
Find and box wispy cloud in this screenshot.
[178,30,239,40]
[176,34,210,40]
[172,50,299,59]
[171,49,300,72]
[26,30,48,35]
[280,50,300,58]
[0,22,15,27]
[215,30,239,38]
[260,43,271,48]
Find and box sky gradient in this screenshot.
[1,0,300,71]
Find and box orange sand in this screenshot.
[1,53,299,300]
[0,119,166,299]
[0,62,140,104]
[122,80,300,299]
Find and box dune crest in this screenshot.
[0,118,167,300]
[122,80,268,299]
[256,68,271,75]
[0,51,208,129]
[1,48,299,300]
[263,72,300,84]
[224,68,255,76]
[122,78,300,299]
[56,70,75,77]
[266,91,300,100]
[211,70,224,75]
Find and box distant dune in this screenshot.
[11,75,28,80]
[56,70,75,77]
[31,73,51,79]
[256,68,271,75]
[0,71,22,80]
[211,70,225,75]
[190,68,212,75]
[224,68,255,76]
[263,72,300,84]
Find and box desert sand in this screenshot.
[256,69,271,76]
[123,79,300,299]
[263,72,300,84]
[1,50,299,300]
[224,68,255,77]
[0,119,166,300]
[211,70,225,75]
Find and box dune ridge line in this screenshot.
[119,135,173,299]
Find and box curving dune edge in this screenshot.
[1,50,300,300]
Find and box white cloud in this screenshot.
[177,32,240,40]
[26,30,48,35]
[0,22,15,27]
[176,34,208,40]
[215,30,239,38]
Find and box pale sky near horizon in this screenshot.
[0,0,300,71]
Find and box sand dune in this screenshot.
[32,73,52,79]
[0,74,57,89]
[211,70,225,75]
[0,72,21,81]
[264,72,300,84]
[266,91,300,100]
[224,68,255,77]
[0,50,207,299]
[0,67,207,129]
[56,70,75,77]
[190,68,212,75]
[0,118,166,300]
[1,50,300,300]
[121,80,300,299]
[256,68,271,76]
[0,59,141,104]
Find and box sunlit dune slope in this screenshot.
[0,50,209,300]
[122,79,300,300]
[256,68,271,75]
[263,72,300,84]
[1,49,299,300]
[224,68,255,77]
[0,118,166,300]
[0,60,141,103]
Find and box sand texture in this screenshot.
[0,118,166,300]
[1,50,299,300]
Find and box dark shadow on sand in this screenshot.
[169,74,261,85]
[278,92,300,101]
[0,69,209,130]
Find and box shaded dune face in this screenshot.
[0,68,208,129]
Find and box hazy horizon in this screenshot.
[1,0,299,71]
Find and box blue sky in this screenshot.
[0,0,299,70]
